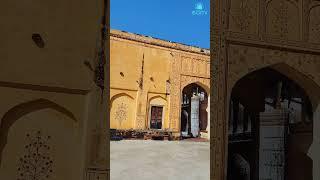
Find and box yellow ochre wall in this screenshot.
[110,31,171,130]
[0,0,110,179]
[110,29,210,131]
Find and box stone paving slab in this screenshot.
[111,140,210,180]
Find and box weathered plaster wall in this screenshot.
[110,32,171,130]
[0,0,109,179]
[0,0,102,90]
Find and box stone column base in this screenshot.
[86,168,110,180]
[200,132,210,139]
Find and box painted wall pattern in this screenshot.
[114,103,128,126]
[229,0,257,33]
[17,131,53,180]
[309,3,320,43]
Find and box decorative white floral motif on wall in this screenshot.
[115,103,128,126]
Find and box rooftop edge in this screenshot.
[110,29,210,56]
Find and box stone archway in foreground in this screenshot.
[211,1,320,179]
[227,64,317,180]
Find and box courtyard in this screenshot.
[110,140,210,180]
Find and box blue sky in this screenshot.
[111,0,210,49]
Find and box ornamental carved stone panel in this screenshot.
[169,54,182,131]
[181,57,193,74]
[169,53,210,132]
[309,5,320,43]
[227,44,320,91]
[181,56,210,78]
[265,0,301,41]
[228,0,258,34]
[227,44,320,110]
[136,115,145,129]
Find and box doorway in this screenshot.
[150,106,163,129]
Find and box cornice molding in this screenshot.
[110,29,210,56]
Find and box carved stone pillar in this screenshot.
[86,100,109,179]
[191,94,200,137]
[85,86,109,179]
[259,109,288,180]
[206,95,210,139]
[85,0,110,178]
[135,98,147,129]
[211,0,229,178]
[86,168,110,180]
[169,53,181,132]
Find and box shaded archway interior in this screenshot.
[227,66,316,180]
[180,83,208,138]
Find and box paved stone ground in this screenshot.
[110,140,209,180]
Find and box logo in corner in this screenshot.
[192,2,208,16]
[195,2,204,10]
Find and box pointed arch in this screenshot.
[182,81,210,95]
[228,62,320,180]
[149,95,167,102]
[110,93,134,103]
[0,98,77,164]
[230,62,320,110]
[194,81,210,94]
[110,93,134,110]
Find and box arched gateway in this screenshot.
[227,64,317,180]
[181,83,209,138]
[211,1,320,179]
